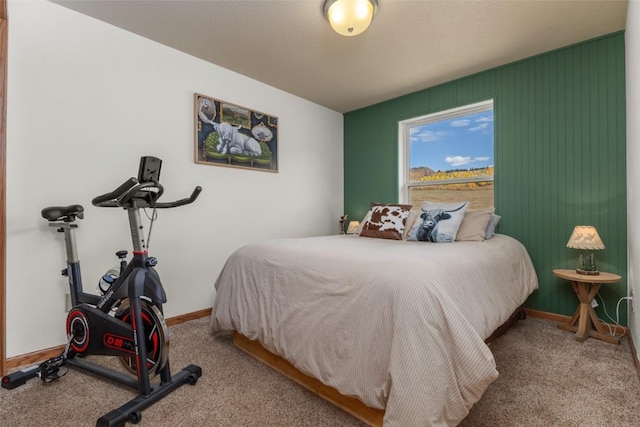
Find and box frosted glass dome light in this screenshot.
[323,0,379,37]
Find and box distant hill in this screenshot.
[410,167,435,181]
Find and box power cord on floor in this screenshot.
[595,291,632,339]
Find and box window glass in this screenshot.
[400,100,494,210]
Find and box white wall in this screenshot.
[5,0,343,357]
[627,0,640,362]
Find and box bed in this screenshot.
[210,233,538,426]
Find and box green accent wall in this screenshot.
[344,32,627,322]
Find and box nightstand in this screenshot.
[553,269,621,345]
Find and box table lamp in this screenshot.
[566,226,605,275]
[339,215,348,234]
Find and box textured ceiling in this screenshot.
[52,0,628,113]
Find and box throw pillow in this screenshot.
[354,209,373,236]
[455,209,494,242]
[485,214,501,239]
[359,203,412,240]
[407,201,469,242]
[402,210,420,240]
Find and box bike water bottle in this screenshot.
[98,267,119,294]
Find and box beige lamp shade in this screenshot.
[566,226,605,250]
[346,220,360,234]
[324,0,378,36]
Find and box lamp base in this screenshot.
[576,269,600,276]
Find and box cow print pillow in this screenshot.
[359,204,412,240]
[406,201,469,243]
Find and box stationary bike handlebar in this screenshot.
[92,177,202,209]
[154,186,202,209]
[91,177,138,207]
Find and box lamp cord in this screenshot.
[595,292,631,339]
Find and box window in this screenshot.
[399,100,494,210]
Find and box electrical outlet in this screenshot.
[591,298,599,309]
[631,290,635,313]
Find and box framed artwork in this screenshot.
[194,93,278,172]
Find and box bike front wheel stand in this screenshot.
[95,364,202,427]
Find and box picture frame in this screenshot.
[194,93,278,172]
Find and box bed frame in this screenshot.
[233,305,526,426]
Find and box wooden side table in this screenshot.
[553,269,621,345]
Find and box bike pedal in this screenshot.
[39,367,63,383]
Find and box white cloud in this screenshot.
[450,119,470,127]
[445,156,490,167]
[476,116,493,123]
[445,156,472,166]
[410,129,449,143]
[469,122,490,132]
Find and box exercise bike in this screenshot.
[2,156,203,427]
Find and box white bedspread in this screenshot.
[210,234,538,426]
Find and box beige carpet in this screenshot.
[460,317,640,426]
[1,316,639,426]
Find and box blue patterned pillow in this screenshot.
[407,201,469,243]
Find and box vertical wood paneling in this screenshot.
[344,32,627,322]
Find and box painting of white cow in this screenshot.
[195,93,278,172]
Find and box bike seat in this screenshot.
[41,205,85,222]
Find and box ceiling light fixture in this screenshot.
[323,0,379,37]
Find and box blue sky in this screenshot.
[409,110,494,171]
